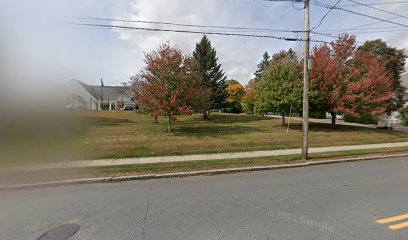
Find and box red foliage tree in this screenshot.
[337,51,393,118]
[138,43,210,132]
[310,34,393,127]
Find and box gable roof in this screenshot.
[75,79,101,100]
[72,79,129,101]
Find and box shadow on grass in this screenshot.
[188,113,271,124]
[173,125,264,137]
[286,122,398,134]
[74,116,134,126]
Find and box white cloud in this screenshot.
[2,0,408,87]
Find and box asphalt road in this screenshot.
[1,157,408,240]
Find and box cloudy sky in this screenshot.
[2,0,408,88]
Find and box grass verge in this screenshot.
[1,147,407,186]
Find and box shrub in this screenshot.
[344,114,378,124]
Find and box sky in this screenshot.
[1,0,408,88]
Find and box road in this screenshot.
[1,157,408,240]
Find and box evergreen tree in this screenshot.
[193,35,227,118]
[254,52,271,82]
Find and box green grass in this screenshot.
[1,110,408,166]
[76,111,408,160]
[1,147,407,185]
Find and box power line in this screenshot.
[320,13,408,32]
[311,1,408,28]
[291,0,305,10]
[72,17,305,34]
[346,0,408,20]
[319,25,405,32]
[339,0,408,7]
[70,22,340,45]
[344,28,408,34]
[311,0,342,30]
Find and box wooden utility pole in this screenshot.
[301,0,310,160]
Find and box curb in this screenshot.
[1,153,408,191]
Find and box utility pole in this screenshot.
[301,0,310,160]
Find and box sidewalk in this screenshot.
[266,114,377,128]
[10,141,408,172]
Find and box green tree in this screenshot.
[255,50,303,125]
[225,79,246,113]
[254,52,270,82]
[241,79,257,114]
[193,35,227,118]
[358,39,407,112]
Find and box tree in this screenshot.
[225,79,246,113]
[241,79,257,114]
[310,35,357,127]
[310,35,393,127]
[338,51,393,120]
[358,39,407,112]
[254,49,303,126]
[254,52,270,82]
[193,35,227,118]
[138,43,209,132]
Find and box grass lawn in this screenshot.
[74,111,408,160]
[2,110,407,166]
[2,147,408,186]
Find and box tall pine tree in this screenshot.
[193,35,227,118]
[254,52,271,82]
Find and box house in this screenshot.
[402,74,408,106]
[65,79,134,110]
[384,74,408,126]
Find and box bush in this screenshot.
[309,111,326,119]
[399,107,408,126]
[225,104,242,114]
[344,114,377,124]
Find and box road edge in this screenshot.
[1,153,408,191]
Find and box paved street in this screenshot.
[1,157,408,240]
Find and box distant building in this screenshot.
[383,74,408,126]
[402,74,408,105]
[65,79,134,110]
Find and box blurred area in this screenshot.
[0,0,107,171]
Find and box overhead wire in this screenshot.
[311,0,342,30]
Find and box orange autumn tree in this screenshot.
[310,34,393,127]
[225,79,246,113]
[138,43,210,132]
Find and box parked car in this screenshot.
[211,108,224,113]
[124,105,136,111]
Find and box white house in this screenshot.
[386,74,408,125]
[65,79,134,110]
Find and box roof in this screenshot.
[72,79,129,101]
[75,79,101,100]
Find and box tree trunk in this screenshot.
[154,116,158,124]
[168,115,172,132]
[330,112,336,128]
[203,111,209,119]
[282,115,286,126]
